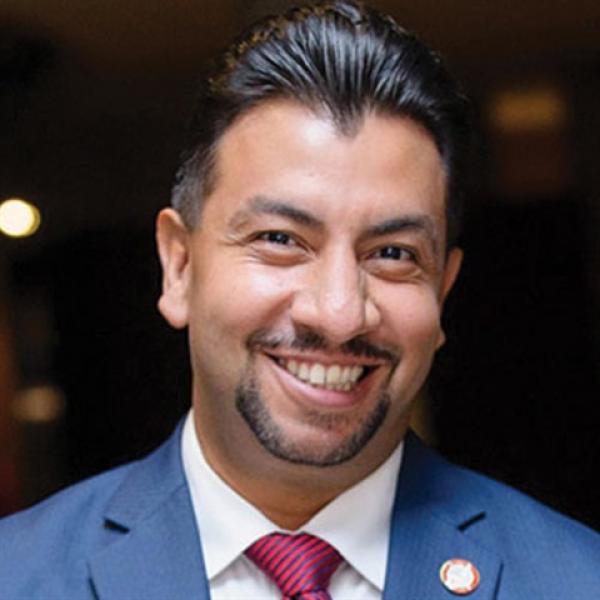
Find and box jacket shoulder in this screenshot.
[0,460,133,540]
[0,425,185,599]
[0,462,135,596]
[467,465,600,596]
[413,441,600,594]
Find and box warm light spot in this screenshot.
[0,198,41,238]
[12,385,65,424]
[489,87,566,133]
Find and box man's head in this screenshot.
[156,1,468,503]
[172,0,470,248]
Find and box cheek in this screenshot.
[380,286,443,351]
[191,261,295,342]
[380,288,444,406]
[188,264,298,400]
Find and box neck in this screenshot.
[236,479,341,531]
[198,432,350,530]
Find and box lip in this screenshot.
[264,350,385,368]
[264,352,384,410]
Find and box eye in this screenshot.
[258,231,296,246]
[365,244,422,281]
[373,245,415,261]
[250,230,308,265]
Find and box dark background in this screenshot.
[1,0,599,530]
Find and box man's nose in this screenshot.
[289,249,382,344]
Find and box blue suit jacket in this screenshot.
[1,424,598,599]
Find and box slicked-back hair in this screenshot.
[172,0,470,249]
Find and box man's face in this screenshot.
[157,100,461,474]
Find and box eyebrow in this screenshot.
[227,196,324,230]
[362,214,439,252]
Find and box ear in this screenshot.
[156,208,192,329]
[436,247,463,349]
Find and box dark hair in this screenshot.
[172,0,470,248]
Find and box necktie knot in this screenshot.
[245,532,343,599]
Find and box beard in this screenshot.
[235,328,399,466]
[235,364,391,467]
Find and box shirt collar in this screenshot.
[182,410,403,591]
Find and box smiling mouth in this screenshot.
[268,356,377,392]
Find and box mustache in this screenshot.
[246,328,399,364]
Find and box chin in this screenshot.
[236,379,390,467]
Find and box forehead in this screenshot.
[204,100,447,240]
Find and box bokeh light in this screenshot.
[0,198,41,238]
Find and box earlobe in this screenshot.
[440,247,463,303]
[155,208,192,329]
[436,328,446,350]
[436,247,463,349]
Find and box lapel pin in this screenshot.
[439,558,480,595]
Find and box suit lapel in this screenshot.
[86,426,503,599]
[88,424,211,600]
[382,433,502,599]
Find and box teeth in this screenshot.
[298,363,310,381]
[309,364,326,385]
[326,365,341,385]
[281,360,366,391]
[340,366,351,384]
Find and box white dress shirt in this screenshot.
[181,411,403,599]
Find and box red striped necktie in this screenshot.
[245,532,343,600]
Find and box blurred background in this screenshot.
[1,0,599,529]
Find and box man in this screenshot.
[1,2,598,598]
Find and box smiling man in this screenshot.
[1,2,599,599]
[158,99,460,498]
[156,100,462,545]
